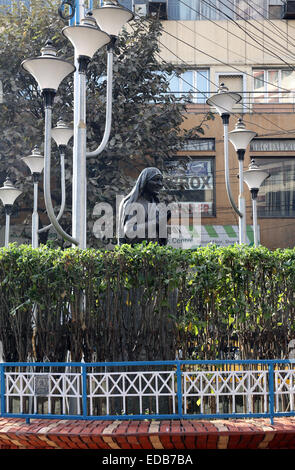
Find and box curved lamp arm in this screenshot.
[43,91,78,245]
[38,149,66,234]
[223,117,242,218]
[86,47,114,158]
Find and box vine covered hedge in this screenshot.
[0,243,295,362]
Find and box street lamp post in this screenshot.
[22,39,77,246]
[206,84,256,244]
[0,178,22,248]
[38,119,74,237]
[228,118,257,244]
[20,1,133,249]
[243,159,269,246]
[21,146,45,248]
[206,84,243,241]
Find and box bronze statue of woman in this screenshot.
[118,167,171,245]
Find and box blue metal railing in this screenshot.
[0,359,295,424]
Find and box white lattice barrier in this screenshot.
[274,369,295,412]
[5,372,81,415]
[183,370,269,414]
[88,371,176,416]
[2,362,295,420]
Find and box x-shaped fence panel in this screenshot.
[1,361,295,423]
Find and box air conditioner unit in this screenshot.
[134,4,147,17]
[282,0,295,18]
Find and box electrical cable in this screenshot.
[135,14,295,130]
[180,0,295,70]
[213,0,295,60]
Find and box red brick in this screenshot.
[114,422,129,434]
[159,435,174,449]
[195,434,208,449]
[68,435,91,449]
[126,435,143,449]
[207,434,219,449]
[137,436,154,449]
[2,417,295,450]
[88,435,111,449]
[184,435,197,449]
[48,433,73,449]
[181,421,196,433]
[247,432,265,449]
[170,434,185,449]
[137,422,150,434]
[227,434,241,448]
[272,432,295,449]
[115,436,132,449]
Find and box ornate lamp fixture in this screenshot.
[244,159,269,246]
[0,177,22,247]
[20,1,133,249]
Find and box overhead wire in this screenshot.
[128,9,295,225]
[135,7,294,95]
[150,20,295,134]
[236,0,295,48]
[129,0,295,122]
[131,12,295,138]
[155,3,295,234]
[210,0,295,62]
[172,18,295,113]
[157,26,293,133]
[179,0,295,71]
[143,12,295,138]
[142,11,295,227]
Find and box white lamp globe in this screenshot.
[206,84,242,116]
[21,146,45,175]
[229,119,257,152]
[243,160,269,191]
[0,177,22,206]
[62,14,110,59]
[92,1,134,37]
[51,119,74,148]
[21,40,75,92]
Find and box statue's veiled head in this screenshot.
[118,167,165,243]
[125,167,163,204]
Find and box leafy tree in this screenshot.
[0,0,210,247]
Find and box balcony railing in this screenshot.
[1,360,295,424]
[166,91,295,114]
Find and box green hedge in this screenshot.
[0,243,295,362]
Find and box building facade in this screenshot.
[117,0,295,249]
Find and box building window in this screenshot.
[167,69,210,103]
[120,0,283,20]
[216,73,245,112]
[180,138,215,152]
[250,139,295,152]
[166,0,283,20]
[253,69,295,103]
[164,157,215,217]
[255,157,295,217]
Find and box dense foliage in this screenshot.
[0,243,294,362]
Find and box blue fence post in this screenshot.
[268,362,275,425]
[82,364,88,419]
[176,362,183,418]
[0,364,5,417]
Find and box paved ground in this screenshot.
[0,417,294,450]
